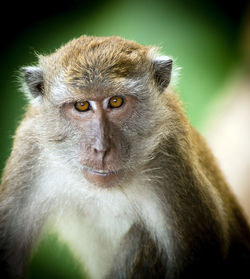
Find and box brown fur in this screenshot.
[39,36,151,93]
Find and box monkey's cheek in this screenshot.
[83,170,124,188]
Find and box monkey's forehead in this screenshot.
[39,36,153,82]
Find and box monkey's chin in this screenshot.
[82,167,123,188]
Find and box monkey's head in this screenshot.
[22,36,173,188]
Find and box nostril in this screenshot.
[94,147,104,154]
[93,145,111,156]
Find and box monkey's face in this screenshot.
[42,78,162,188]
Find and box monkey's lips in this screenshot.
[82,166,123,187]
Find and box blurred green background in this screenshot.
[0,0,248,278]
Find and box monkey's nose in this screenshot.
[92,139,111,159]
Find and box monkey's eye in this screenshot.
[109,96,123,109]
[74,101,90,112]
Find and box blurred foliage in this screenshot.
[27,233,88,279]
[0,0,246,278]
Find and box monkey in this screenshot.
[0,35,250,279]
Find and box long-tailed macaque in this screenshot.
[0,35,250,279]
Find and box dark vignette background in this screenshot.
[0,0,248,278]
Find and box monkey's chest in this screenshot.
[52,207,133,279]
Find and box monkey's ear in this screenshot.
[152,57,172,92]
[21,66,44,99]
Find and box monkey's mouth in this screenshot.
[83,166,118,176]
[81,166,123,187]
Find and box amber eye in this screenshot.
[74,101,90,112]
[109,96,123,109]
